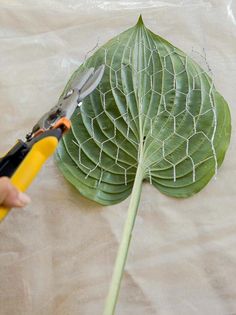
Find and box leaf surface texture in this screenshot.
[56,17,231,205]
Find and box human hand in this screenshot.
[0,177,31,208]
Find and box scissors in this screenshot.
[0,64,105,222]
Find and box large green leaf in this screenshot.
[55,16,231,314]
[55,16,231,205]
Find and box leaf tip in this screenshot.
[136,14,144,27]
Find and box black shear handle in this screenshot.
[0,141,29,178]
[0,129,62,178]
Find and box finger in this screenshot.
[0,177,31,208]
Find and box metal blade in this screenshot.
[70,67,95,91]
[64,64,105,118]
[27,65,105,139]
[77,64,105,102]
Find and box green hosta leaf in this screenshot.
[56,16,231,314]
[56,16,231,205]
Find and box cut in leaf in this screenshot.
[56,16,231,205]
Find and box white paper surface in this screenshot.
[0,1,236,314]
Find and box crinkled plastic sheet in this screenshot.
[0,1,236,314]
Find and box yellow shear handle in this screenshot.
[0,136,59,222]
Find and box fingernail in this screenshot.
[17,192,31,207]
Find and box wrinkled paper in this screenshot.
[0,1,236,314]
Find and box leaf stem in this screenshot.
[103,161,144,315]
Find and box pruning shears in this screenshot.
[0,64,105,222]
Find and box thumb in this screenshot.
[0,177,31,208]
